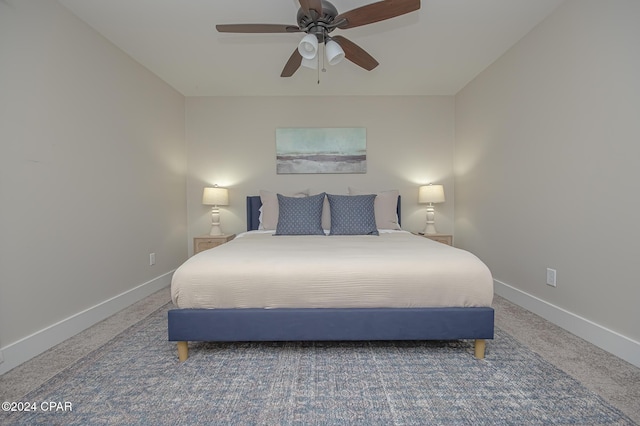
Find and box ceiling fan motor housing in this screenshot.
[297,0,339,42]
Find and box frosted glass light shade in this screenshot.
[301,56,318,69]
[418,185,445,204]
[298,34,318,59]
[325,39,345,65]
[202,187,229,206]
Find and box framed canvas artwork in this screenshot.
[276,128,366,174]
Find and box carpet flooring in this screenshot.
[1,300,636,425]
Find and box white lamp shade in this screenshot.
[325,39,345,65]
[298,34,318,59]
[202,187,229,206]
[301,56,318,69]
[418,185,445,204]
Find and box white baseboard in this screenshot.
[0,271,173,376]
[494,279,640,369]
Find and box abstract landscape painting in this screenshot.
[276,128,366,174]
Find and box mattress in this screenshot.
[171,230,493,309]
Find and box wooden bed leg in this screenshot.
[177,341,189,362]
[474,339,486,359]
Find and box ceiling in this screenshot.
[58,0,564,97]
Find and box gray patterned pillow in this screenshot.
[348,187,401,230]
[275,193,326,235]
[327,194,379,236]
[259,189,309,230]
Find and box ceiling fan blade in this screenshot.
[216,24,301,33]
[332,36,379,71]
[336,0,420,29]
[281,48,303,77]
[299,0,323,17]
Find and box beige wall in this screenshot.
[455,0,640,347]
[185,96,455,252]
[0,0,187,363]
[3,0,637,372]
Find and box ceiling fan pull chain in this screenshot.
[321,32,327,73]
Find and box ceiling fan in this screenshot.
[216,0,421,77]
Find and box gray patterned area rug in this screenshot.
[2,304,635,426]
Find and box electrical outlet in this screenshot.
[546,268,557,287]
[149,253,156,266]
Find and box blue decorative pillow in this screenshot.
[275,193,326,235]
[327,194,379,236]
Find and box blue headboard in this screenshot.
[246,195,401,231]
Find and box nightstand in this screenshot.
[415,233,453,246]
[193,234,235,255]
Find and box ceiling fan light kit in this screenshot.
[301,56,319,70]
[325,39,345,65]
[216,0,421,78]
[298,34,319,59]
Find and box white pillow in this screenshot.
[348,187,401,230]
[321,195,330,231]
[259,189,309,230]
[310,191,331,230]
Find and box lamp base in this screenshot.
[209,207,223,236]
[209,225,223,236]
[423,224,438,235]
[423,204,438,235]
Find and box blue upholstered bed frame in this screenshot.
[168,196,494,361]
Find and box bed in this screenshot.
[168,194,494,362]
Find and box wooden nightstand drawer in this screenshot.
[193,234,235,255]
[414,233,453,246]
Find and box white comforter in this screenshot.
[171,231,493,309]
